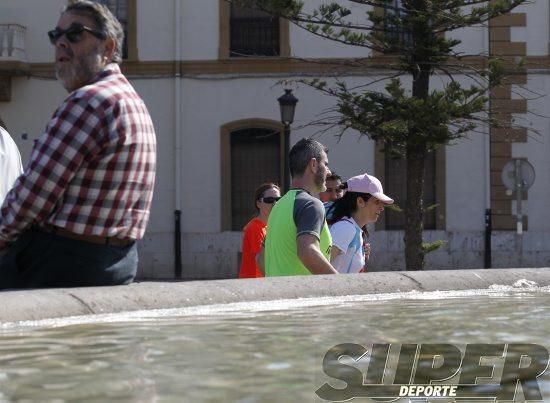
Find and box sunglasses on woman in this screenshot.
[260,197,281,204]
[48,23,107,45]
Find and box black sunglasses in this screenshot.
[260,197,281,204]
[48,23,107,45]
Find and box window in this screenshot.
[230,129,281,230]
[230,4,280,57]
[93,0,136,60]
[384,0,411,50]
[221,120,284,231]
[375,144,445,231]
[384,152,437,230]
[219,0,290,59]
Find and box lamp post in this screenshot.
[277,89,298,192]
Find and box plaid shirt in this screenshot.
[0,64,156,250]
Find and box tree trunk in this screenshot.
[404,141,427,270]
[405,56,430,270]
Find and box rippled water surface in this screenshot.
[0,287,549,402]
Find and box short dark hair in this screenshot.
[289,138,328,178]
[64,0,124,64]
[326,172,342,183]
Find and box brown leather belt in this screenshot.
[39,224,133,247]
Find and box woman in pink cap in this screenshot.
[327,173,393,273]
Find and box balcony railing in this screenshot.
[0,24,27,61]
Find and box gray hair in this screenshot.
[64,0,124,64]
[289,138,328,178]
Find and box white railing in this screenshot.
[0,24,27,61]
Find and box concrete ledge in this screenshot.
[1,268,549,323]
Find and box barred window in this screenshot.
[230,4,280,57]
[93,0,129,59]
[384,0,411,50]
[230,128,281,230]
[384,151,437,230]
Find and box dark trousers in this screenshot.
[0,229,138,289]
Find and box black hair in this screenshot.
[326,172,342,182]
[289,138,328,178]
[327,189,371,236]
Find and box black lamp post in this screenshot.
[277,89,298,192]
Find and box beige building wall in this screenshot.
[1,0,549,277]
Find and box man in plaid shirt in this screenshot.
[0,1,156,288]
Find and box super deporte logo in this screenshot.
[316,343,550,401]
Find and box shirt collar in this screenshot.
[88,63,121,85]
[345,216,361,229]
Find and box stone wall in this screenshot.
[137,230,550,279]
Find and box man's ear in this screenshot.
[309,157,318,173]
[103,37,116,62]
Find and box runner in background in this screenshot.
[263,138,338,276]
[239,183,280,278]
[319,172,343,203]
[328,173,393,273]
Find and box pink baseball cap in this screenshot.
[346,173,394,204]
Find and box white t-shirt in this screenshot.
[0,127,23,203]
[330,217,365,273]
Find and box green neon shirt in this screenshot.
[265,189,332,276]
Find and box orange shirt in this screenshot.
[239,217,266,278]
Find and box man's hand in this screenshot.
[364,242,371,261]
[297,234,338,275]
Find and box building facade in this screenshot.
[0,0,549,278]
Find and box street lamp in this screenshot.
[277,89,298,192]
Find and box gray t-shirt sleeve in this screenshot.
[293,191,326,241]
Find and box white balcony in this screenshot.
[0,24,27,62]
[0,24,28,101]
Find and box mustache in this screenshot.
[56,48,75,59]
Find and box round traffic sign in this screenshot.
[501,159,535,192]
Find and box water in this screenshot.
[0,286,549,402]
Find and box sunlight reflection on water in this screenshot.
[0,285,548,401]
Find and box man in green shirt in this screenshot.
[264,138,338,276]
